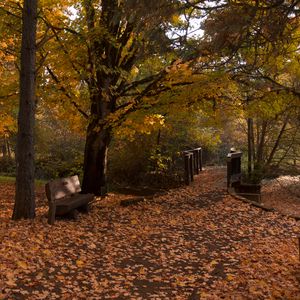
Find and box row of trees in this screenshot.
[0,0,299,219]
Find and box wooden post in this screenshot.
[193,147,202,173]
[184,153,191,185]
[227,150,242,188]
[193,149,199,174]
[227,158,232,188]
[189,153,194,182]
[298,236,300,262]
[48,201,56,225]
[184,152,194,185]
[199,148,203,171]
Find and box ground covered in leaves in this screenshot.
[0,168,300,299]
[262,175,300,218]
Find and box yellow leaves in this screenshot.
[17,261,28,269]
[171,14,180,24]
[210,260,219,267]
[144,114,165,127]
[130,65,139,77]
[226,274,235,281]
[0,41,7,48]
[75,259,85,267]
[114,113,165,141]
[42,249,52,256]
[5,55,15,62]
[93,126,101,133]
[0,111,17,138]
[130,219,138,225]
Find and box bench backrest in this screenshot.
[45,175,81,202]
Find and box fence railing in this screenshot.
[183,147,203,185]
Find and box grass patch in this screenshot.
[0,175,46,187]
[0,176,15,183]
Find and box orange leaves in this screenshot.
[114,113,166,141]
[16,261,28,269]
[75,259,85,268]
[0,113,17,138]
[0,168,300,298]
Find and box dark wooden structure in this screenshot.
[183,151,194,185]
[183,147,203,185]
[227,151,261,202]
[227,151,242,188]
[45,175,94,225]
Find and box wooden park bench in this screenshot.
[45,175,94,225]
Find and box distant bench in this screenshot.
[45,175,94,225]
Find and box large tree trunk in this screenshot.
[12,0,37,220]
[81,121,111,196]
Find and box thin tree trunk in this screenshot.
[2,142,7,157]
[157,129,161,146]
[266,116,289,166]
[247,118,254,175]
[255,121,260,160]
[255,120,268,168]
[12,0,37,220]
[6,138,12,158]
[252,119,256,161]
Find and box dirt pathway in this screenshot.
[0,168,299,299]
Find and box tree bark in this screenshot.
[6,138,12,158]
[247,117,254,175]
[2,142,7,157]
[81,120,111,196]
[12,0,37,220]
[266,116,289,166]
[255,120,268,169]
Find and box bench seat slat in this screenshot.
[55,193,93,214]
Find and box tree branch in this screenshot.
[46,66,89,119]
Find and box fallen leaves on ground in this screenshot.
[262,175,300,218]
[0,168,299,299]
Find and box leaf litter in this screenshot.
[0,168,299,299]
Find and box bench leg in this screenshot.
[69,209,79,220]
[48,202,56,225]
[78,203,90,213]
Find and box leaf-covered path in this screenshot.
[1,168,300,299]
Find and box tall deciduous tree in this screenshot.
[12,0,38,219]
[42,0,180,195]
